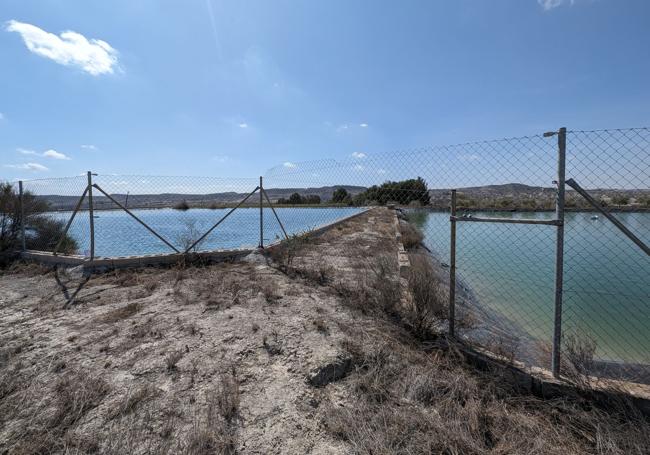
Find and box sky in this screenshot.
[1,0,649,183]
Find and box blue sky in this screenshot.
[1,0,649,181]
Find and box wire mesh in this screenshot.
[562,129,650,386]
[7,127,648,390]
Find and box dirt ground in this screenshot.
[1,208,649,454]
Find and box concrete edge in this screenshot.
[453,339,650,417]
[263,207,372,251]
[21,248,253,270]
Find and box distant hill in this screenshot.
[37,185,367,210]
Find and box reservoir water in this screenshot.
[408,210,649,364]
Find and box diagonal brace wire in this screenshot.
[566,178,649,256]
[93,184,180,254]
[53,186,89,256]
[262,188,289,240]
[184,186,260,253]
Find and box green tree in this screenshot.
[288,193,304,204]
[331,187,350,203]
[356,177,430,206]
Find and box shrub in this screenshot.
[331,187,351,203]
[406,254,447,338]
[354,177,430,206]
[400,222,424,250]
[0,182,77,258]
[173,200,190,210]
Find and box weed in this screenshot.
[166,349,184,372]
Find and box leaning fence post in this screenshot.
[18,180,26,252]
[87,171,95,261]
[449,189,457,338]
[259,176,264,248]
[552,127,567,378]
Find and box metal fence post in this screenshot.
[259,176,264,248]
[449,189,457,337]
[18,180,26,252]
[87,171,95,260]
[552,127,567,377]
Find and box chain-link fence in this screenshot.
[7,127,649,390]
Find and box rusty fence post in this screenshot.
[449,189,457,337]
[87,171,95,261]
[551,127,567,378]
[19,180,26,252]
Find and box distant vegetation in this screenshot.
[351,177,430,206]
[173,200,190,210]
[276,193,321,205]
[0,182,77,262]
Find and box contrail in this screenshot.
[205,0,224,61]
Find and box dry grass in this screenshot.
[324,329,650,455]
[399,220,424,250]
[99,301,142,323]
[406,254,447,338]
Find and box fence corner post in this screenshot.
[18,180,26,252]
[87,171,95,261]
[552,127,567,378]
[449,189,457,338]
[259,176,264,249]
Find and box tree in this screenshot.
[611,195,630,206]
[304,195,321,204]
[0,183,77,258]
[331,188,350,203]
[288,193,304,204]
[355,177,430,206]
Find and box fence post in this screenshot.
[87,171,95,261]
[552,127,567,378]
[18,180,26,252]
[259,176,264,248]
[449,189,457,338]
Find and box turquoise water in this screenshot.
[408,210,650,363]
[53,207,363,257]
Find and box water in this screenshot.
[53,207,363,257]
[408,210,650,364]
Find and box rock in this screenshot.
[307,356,354,387]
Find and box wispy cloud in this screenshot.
[213,155,229,163]
[0,112,5,121]
[353,164,364,171]
[5,20,119,75]
[18,148,71,160]
[238,123,249,128]
[351,152,367,159]
[283,161,296,168]
[538,0,575,11]
[4,162,49,172]
[81,144,98,151]
[377,169,387,175]
[359,123,368,128]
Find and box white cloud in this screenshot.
[17,148,71,160]
[336,124,349,132]
[377,169,387,175]
[5,20,119,75]
[43,149,71,160]
[213,155,229,163]
[283,162,296,168]
[351,152,367,159]
[4,162,49,172]
[238,123,249,128]
[0,113,4,120]
[359,123,368,128]
[538,0,575,10]
[81,144,98,151]
[353,164,364,171]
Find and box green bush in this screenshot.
[355,177,430,206]
[0,182,78,257]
